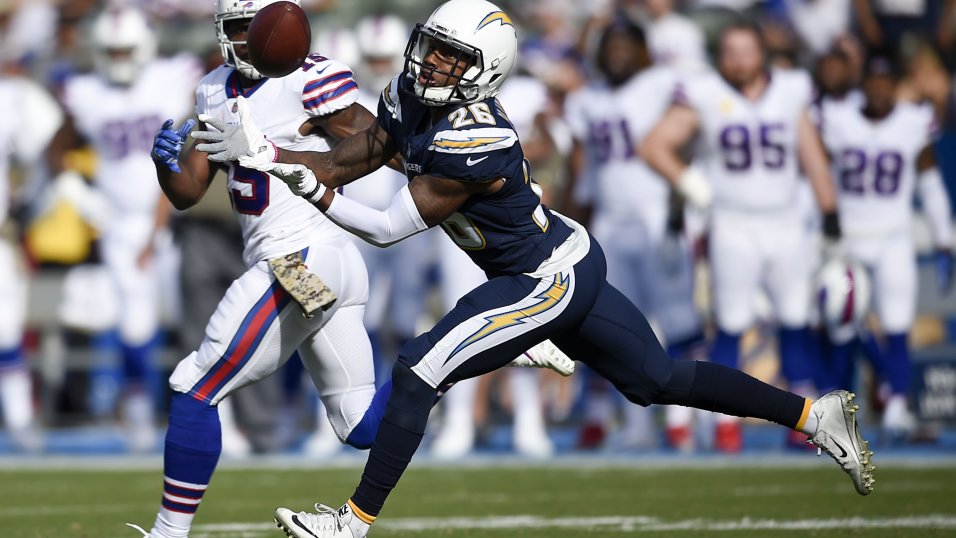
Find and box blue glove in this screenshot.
[151,119,197,173]
[937,249,953,294]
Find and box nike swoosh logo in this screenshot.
[291,515,319,537]
[831,439,848,459]
[466,155,489,166]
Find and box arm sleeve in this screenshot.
[324,184,429,247]
[917,167,954,248]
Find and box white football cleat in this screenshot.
[509,339,575,376]
[807,390,876,495]
[275,503,368,538]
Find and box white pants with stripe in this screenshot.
[168,234,375,441]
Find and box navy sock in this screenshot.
[884,332,910,394]
[161,392,221,519]
[710,330,740,369]
[350,363,435,517]
[345,379,393,449]
[657,361,806,429]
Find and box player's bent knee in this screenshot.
[384,362,437,433]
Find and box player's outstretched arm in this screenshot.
[277,118,398,189]
[153,118,219,210]
[916,144,954,292]
[640,105,711,209]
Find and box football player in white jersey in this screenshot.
[819,57,953,436]
[642,22,841,452]
[0,74,62,453]
[132,2,569,536]
[564,20,703,451]
[47,6,201,453]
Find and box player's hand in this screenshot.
[937,248,953,294]
[151,119,197,173]
[193,95,276,166]
[247,160,327,203]
[676,167,712,210]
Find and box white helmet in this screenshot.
[355,14,408,92]
[404,0,517,106]
[215,0,301,80]
[816,258,871,344]
[91,7,157,85]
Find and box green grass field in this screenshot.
[1,462,954,537]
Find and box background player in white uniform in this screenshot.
[565,20,703,451]
[47,6,201,452]
[819,57,953,436]
[642,22,840,452]
[0,73,62,453]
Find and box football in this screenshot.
[247,1,312,78]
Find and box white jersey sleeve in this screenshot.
[298,56,359,118]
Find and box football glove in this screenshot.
[937,248,953,294]
[151,119,196,173]
[243,159,326,203]
[676,166,712,210]
[193,95,277,166]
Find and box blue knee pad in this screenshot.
[345,379,393,450]
[710,330,740,369]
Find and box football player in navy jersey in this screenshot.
[194,1,875,536]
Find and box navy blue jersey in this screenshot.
[377,75,572,277]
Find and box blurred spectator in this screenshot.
[46,6,201,452]
[781,0,852,57]
[564,19,702,451]
[0,0,56,68]
[0,71,62,453]
[640,0,708,71]
[852,0,956,57]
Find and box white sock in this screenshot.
[151,512,190,538]
[0,367,35,430]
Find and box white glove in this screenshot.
[245,160,326,203]
[676,166,713,210]
[53,170,113,231]
[192,95,277,166]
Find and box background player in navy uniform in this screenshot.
[195,1,876,536]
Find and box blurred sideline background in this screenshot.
[0,0,954,460]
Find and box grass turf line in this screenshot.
[0,466,953,537]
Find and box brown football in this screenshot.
[247,1,312,78]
